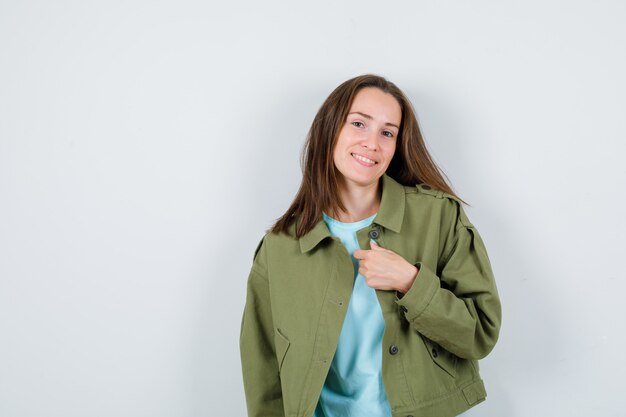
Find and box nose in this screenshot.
[361,129,379,150]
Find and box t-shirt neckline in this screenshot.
[322,211,378,229]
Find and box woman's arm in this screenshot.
[394,200,502,360]
[239,235,285,417]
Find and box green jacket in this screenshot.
[239,173,502,417]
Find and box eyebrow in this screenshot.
[348,112,399,129]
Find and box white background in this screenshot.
[1,1,625,416]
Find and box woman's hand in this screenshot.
[353,241,419,293]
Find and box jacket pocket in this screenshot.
[419,333,457,378]
[275,327,290,375]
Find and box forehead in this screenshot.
[349,87,402,124]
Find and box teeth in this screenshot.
[352,153,376,164]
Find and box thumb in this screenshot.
[370,239,382,249]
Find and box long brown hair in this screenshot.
[269,73,467,239]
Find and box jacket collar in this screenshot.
[298,172,405,253]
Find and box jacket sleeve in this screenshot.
[394,199,502,360]
[239,234,285,417]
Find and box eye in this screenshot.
[352,121,364,128]
[383,131,395,138]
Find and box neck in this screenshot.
[332,177,381,222]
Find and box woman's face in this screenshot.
[333,87,402,189]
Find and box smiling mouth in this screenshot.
[351,153,377,166]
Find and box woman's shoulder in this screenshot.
[410,182,463,203]
[404,182,463,208]
[252,225,298,260]
[404,183,473,229]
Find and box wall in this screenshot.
[1,1,624,416]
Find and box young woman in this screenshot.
[239,74,502,417]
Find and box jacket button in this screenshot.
[400,305,408,313]
[432,348,438,358]
[421,184,431,190]
[368,229,379,239]
[389,344,399,355]
[407,415,414,417]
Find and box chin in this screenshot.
[341,171,382,187]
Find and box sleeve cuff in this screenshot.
[394,261,440,322]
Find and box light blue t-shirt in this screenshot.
[313,211,392,417]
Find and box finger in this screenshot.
[370,239,388,252]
